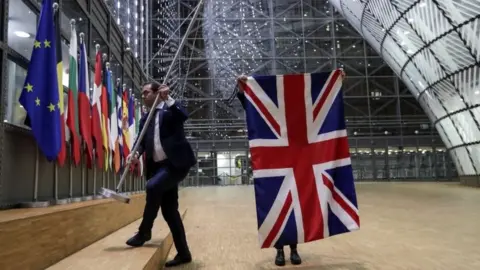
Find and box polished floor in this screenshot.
[167,183,480,270]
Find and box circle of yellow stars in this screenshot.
[22,38,59,113]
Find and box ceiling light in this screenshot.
[14,31,30,38]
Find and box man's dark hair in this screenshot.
[142,81,161,92]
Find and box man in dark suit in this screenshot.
[126,82,196,268]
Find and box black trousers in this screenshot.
[274,243,297,250]
[138,159,190,256]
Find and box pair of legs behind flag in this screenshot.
[274,243,302,266]
[126,160,192,268]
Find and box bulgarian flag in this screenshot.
[78,33,93,168]
[66,20,81,166]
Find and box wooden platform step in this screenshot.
[47,208,187,270]
[0,193,147,270]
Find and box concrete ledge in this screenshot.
[459,176,480,187]
[0,193,146,270]
[47,209,187,270]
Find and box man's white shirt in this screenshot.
[152,96,175,162]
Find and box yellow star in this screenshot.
[48,103,56,112]
[35,97,41,106]
[44,40,51,48]
[34,40,41,48]
[57,101,61,109]
[24,83,33,92]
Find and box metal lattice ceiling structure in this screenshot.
[105,0,148,65]
[329,0,480,176]
[105,0,449,167]
[183,0,435,142]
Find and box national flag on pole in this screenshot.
[78,33,93,168]
[128,93,136,152]
[128,94,136,172]
[109,75,120,173]
[54,3,66,167]
[101,62,110,171]
[135,101,143,176]
[18,0,61,161]
[122,87,130,160]
[66,20,81,166]
[116,83,124,170]
[92,47,104,169]
[239,70,360,249]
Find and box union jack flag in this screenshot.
[240,69,360,248]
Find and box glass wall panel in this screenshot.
[7,0,37,59]
[4,59,27,125]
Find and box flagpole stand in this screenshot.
[52,163,70,205]
[133,175,137,194]
[69,145,73,198]
[134,176,138,194]
[69,147,82,203]
[101,171,106,197]
[129,173,134,195]
[92,164,102,200]
[80,152,91,201]
[19,147,50,208]
[113,172,117,192]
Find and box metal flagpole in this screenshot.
[93,163,101,199]
[99,0,204,203]
[34,147,40,203]
[70,144,82,202]
[81,147,85,198]
[20,147,50,208]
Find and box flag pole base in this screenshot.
[51,198,71,205]
[18,201,51,208]
[70,197,83,203]
[99,187,130,204]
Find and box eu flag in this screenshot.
[18,0,61,161]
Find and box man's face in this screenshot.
[141,84,157,108]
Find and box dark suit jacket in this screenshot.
[135,100,196,171]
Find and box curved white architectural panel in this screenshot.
[330,0,480,175]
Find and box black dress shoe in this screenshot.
[165,254,192,268]
[275,248,286,266]
[290,248,302,265]
[126,231,151,247]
